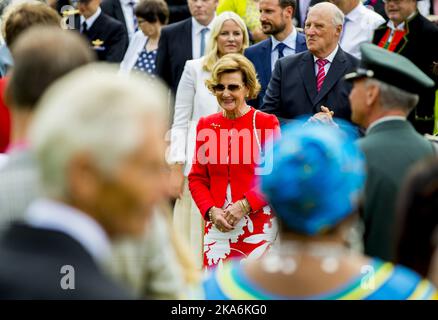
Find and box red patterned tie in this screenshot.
[316,59,329,92]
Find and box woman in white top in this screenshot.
[167,11,249,269]
[120,0,169,75]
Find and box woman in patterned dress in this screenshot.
[202,122,438,299]
[188,54,280,268]
[120,0,168,75]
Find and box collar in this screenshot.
[192,15,216,34]
[313,45,339,63]
[26,198,112,264]
[366,116,406,135]
[271,27,297,52]
[387,11,416,30]
[80,6,102,28]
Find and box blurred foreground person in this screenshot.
[0,64,169,299]
[394,158,438,288]
[203,122,438,299]
[0,0,61,153]
[0,26,94,228]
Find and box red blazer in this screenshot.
[188,107,280,219]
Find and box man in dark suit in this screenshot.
[74,0,128,62]
[261,2,359,124]
[372,0,438,134]
[345,44,436,261]
[156,0,217,96]
[0,63,169,299]
[101,0,139,40]
[245,0,307,109]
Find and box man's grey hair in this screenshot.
[29,64,169,199]
[365,78,419,113]
[308,2,344,27]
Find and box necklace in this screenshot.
[261,239,352,275]
[223,105,251,119]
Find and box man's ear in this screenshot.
[285,5,294,18]
[66,152,100,206]
[365,82,379,109]
[336,24,342,37]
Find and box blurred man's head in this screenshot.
[304,2,344,58]
[384,0,416,27]
[259,0,295,39]
[30,65,169,239]
[187,0,218,26]
[77,0,101,19]
[1,1,60,47]
[6,26,95,112]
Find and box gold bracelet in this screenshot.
[242,198,252,214]
[208,206,216,223]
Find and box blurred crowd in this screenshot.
[0,0,436,300]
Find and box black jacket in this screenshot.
[261,48,359,124]
[74,11,128,63]
[156,17,192,96]
[373,12,438,133]
[101,0,129,39]
[0,223,132,299]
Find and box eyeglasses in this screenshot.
[212,83,244,93]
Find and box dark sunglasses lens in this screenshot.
[228,85,240,91]
[214,84,225,92]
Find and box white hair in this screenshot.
[308,2,344,26]
[29,64,169,198]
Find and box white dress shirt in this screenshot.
[340,3,385,59]
[120,0,139,40]
[80,6,102,31]
[26,198,112,264]
[167,57,219,176]
[313,45,339,76]
[191,17,215,59]
[270,27,297,71]
[366,116,406,135]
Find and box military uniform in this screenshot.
[345,44,436,261]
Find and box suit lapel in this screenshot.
[313,48,347,106]
[184,19,193,60]
[261,38,273,87]
[299,52,318,104]
[114,0,126,26]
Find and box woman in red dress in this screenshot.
[188,54,280,268]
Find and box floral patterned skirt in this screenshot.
[203,205,278,268]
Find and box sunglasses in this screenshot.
[212,83,244,93]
